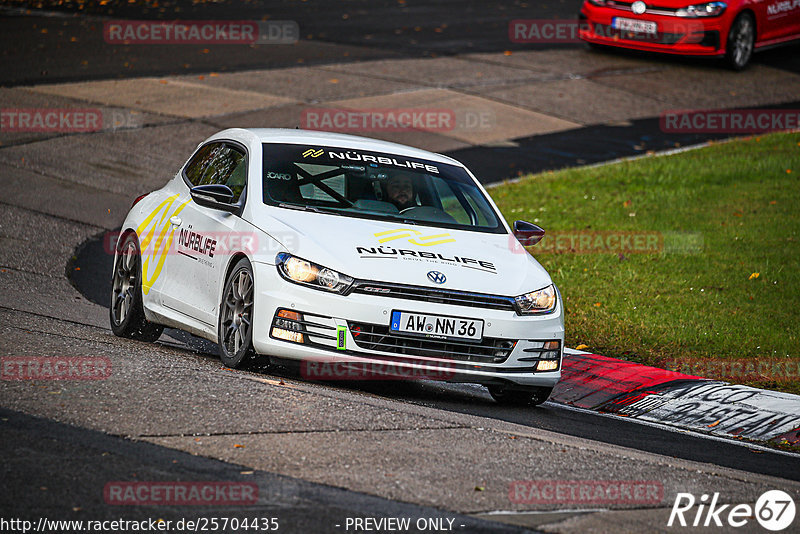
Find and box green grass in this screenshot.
[491,132,800,394]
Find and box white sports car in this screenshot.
[110,129,564,405]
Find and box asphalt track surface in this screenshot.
[2,2,799,181]
[3,1,800,532]
[1,0,800,86]
[2,407,526,533]
[70,231,800,484]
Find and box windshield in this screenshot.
[262,143,504,233]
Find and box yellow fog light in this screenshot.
[537,360,559,372]
[272,309,305,344]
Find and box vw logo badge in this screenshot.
[427,271,446,284]
[631,1,647,14]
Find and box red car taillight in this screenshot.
[131,193,149,209]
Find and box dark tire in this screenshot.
[109,233,164,342]
[218,258,255,368]
[725,13,755,71]
[488,385,553,406]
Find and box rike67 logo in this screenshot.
[669,490,796,531]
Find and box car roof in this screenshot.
[216,128,462,167]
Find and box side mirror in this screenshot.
[513,220,545,247]
[190,184,239,213]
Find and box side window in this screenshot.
[184,143,247,201]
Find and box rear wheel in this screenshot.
[218,258,255,368]
[109,233,164,341]
[488,385,553,406]
[725,13,755,71]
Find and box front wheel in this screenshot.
[488,385,553,406]
[218,258,255,368]
[725,13,755,71]
[109,233,164,341]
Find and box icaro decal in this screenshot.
[135,194,191,294]
[374,228,455,247]
[265,171,292,180]
[355,245,496,273]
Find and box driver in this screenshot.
[385,172,417,211]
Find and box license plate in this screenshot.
[390,311,484,341]
[612,17,657,35]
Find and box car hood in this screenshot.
[251,208,553,296]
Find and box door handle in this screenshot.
[169,216,182,227]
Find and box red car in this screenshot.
[579,0,800,69]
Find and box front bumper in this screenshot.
[251,262,564,388]
[579,4,729,56]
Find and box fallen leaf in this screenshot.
[233,444,245,448]
[748,272,760,280]
[474,486,485,491]
[575,344,589,350]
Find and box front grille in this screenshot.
[348,322,517,364]
[604,1,679,16]
[350,281,517,312]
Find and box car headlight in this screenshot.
[514,284,557,315]
[676,1,726,17]
[276,253,354,294]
